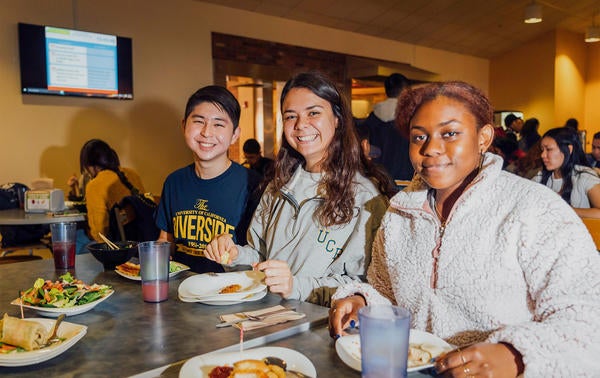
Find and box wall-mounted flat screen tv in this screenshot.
[18,22,133,99]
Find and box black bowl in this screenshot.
[87,241,139,270]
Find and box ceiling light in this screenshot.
[524,2,542,24]
[586,25,600,42]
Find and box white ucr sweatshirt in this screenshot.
[334,153,600,377]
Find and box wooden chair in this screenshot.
[581,217,600,251]
[113,203,136,242]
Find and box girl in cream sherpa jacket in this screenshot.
[333,153,600,377]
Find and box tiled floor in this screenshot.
[1,246,52,259]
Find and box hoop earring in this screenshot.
[478,150,484,173]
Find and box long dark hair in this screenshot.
[270,71,395,227]
[540,127,591,204]
[79,139,141,196]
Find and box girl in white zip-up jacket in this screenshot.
[205,72,394,303]
[330,81,600,377]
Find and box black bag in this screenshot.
[0,182,28,210]
[0,183,48,247]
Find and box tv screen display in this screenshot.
[18,22,133,99]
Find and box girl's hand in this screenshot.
[254,259,293,298]
[328,295,366,339]
[204,233,238,264]
[434,342,523,377]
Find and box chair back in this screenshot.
[581,217,600,251]
[109,195,160,242]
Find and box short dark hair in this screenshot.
[504,113,519,128]
[594,132,600,140]
[384,73,409,98]
[243,139,261,154]
[565,118,579,130]
[184,85,241,129]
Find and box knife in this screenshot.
[216,307,296,328]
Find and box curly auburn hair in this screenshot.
[269,71,395,227]
[395,81,494,139]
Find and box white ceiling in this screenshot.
[196,0,600,59]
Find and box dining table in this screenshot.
[0,254,435,377]
[0,208,85,226]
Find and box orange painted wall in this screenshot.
[585,42,600,146]
[555,30,587,131]
[489,32,556,133]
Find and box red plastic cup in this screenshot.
[50,222,77,270]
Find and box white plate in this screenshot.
[191,288,268,306]
[335,329,452,373]
[11,290,114,317]
[178,271,266,300]
[179,346,316,378]
[115,261,190,281]
[0,318,87,367]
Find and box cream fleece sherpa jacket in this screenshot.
[333,153,600,377]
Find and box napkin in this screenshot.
[219,305,305,331]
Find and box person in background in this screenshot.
[77,139,146,252]
[490,136,519,171]
[533,127,600,218]
[511,140,543,179]
[205,71,394,304]
[565,117,579,130]
[155,86,261,274]
[503,113,523,141]
[66,172,91,202]
[242,138,274,178]
[329,81,600,377]
[362,73,414,181]
[586,131,600,169]
[518,117,541,152]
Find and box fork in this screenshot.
[216,307,296,328]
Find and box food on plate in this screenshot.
[0,313,47,352]
[209,359,285,378]
[220,251,230,264]
[116,261,185,276]
[116,261,140,276]
[407,343,448,368]
[18,272,112,308]
[219,284,242,294]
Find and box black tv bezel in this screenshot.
[18,22,133,100]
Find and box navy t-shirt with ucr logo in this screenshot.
[155,162,260,274]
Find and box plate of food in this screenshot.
[335,329,452,373]
[115,261,190,281]
[178,271,267,301]
[180,288,268,306]
[179,346,316,378]
[0,314,87,367]
[11,272,114,317]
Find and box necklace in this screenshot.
[428,191,447,225]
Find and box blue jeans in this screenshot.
[76,228,92,254]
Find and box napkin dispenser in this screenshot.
[24,189,65,213]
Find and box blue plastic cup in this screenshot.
[359,305,411,378]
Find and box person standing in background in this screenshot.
[518,117,541,152]
[242,138,274,178]
[362,73,414,182]
[155,86,261,274]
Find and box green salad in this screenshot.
[19,272,112,308]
